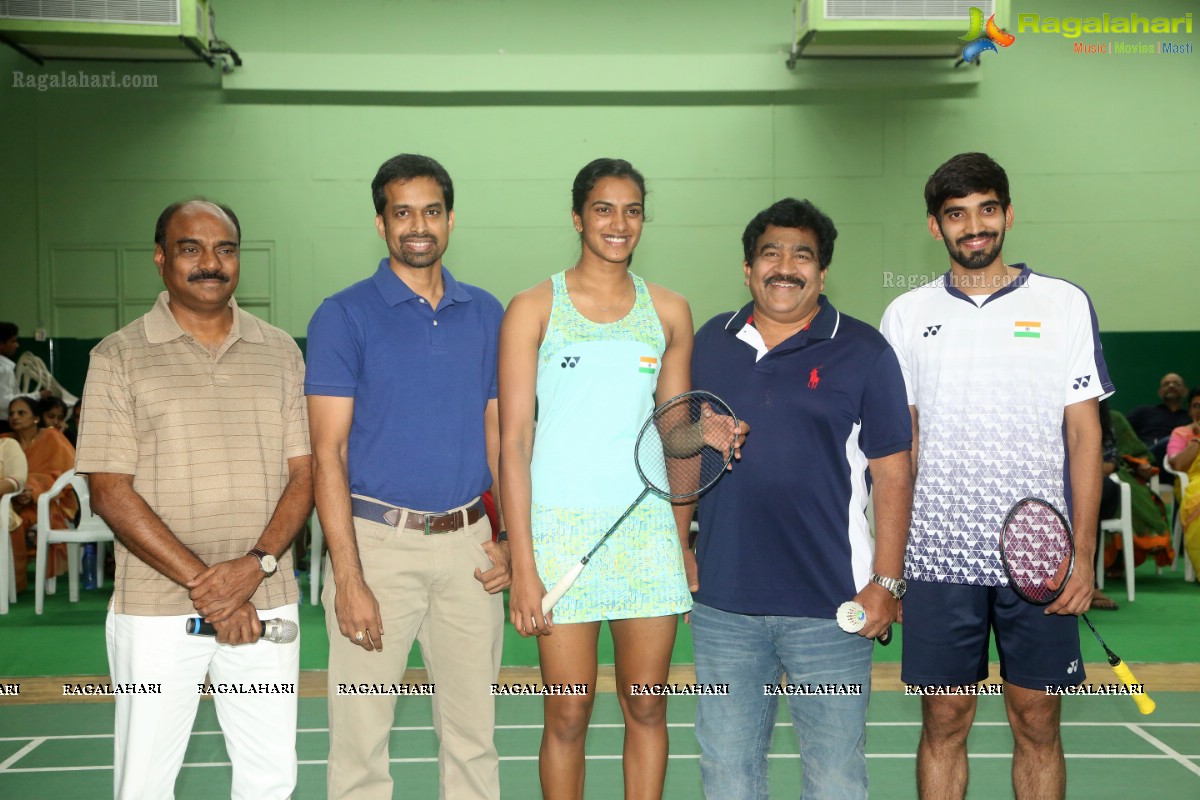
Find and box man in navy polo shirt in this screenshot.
[306,154,510,800]
[690,198,913,799]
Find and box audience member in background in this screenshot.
[1,435,28,552]
[39,396,69,434]
[63,398,83,447]
[1094,401,1121,610]
[1128,372,1189,465]
[2,396,75,593]
[1166,387,1200,574]
[1109,407,1173,570]
[0,322,52,434]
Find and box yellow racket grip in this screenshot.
[1111,659,1156,715]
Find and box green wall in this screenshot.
[1,0,1197,407]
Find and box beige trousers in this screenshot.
[324,501,503,800]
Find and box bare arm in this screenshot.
[908,406,920,477]
[1047,397,1101,616]
[649,285,701,591]
[186,454,313,622]
[473,397,511,593]
[90,472,210,586]
[1168,423,1200,472]
[89,472,263,644]
[853,450,912,638]
[499,285,550,635]
[309,393,385,651]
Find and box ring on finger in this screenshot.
[355,631,366,642]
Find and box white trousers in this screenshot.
[106,605,300,800]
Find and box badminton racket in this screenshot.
[540,390,739,615]
[836,600,892,645]
[999,497,1155,714]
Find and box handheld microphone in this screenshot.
[835,601,892,646]
[185,617,298,644]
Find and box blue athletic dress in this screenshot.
[530,271,692,623]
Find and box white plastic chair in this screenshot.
[1096,475,1136,601]
[14,352,78,407]
[35,470,114,614]
[0,491,19,614]
[309,509,324,605]
[1160,456,1196,582]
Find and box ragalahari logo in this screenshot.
[960,6,1016,62]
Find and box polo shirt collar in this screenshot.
[725,295,839,358]
[941,262,1031,307]
[371,258,473,308]
[143,291,264,345]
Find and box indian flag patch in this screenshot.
[1013,321,1041,339]
[638,356,658,374]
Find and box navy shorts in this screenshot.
[901,579,1085,690]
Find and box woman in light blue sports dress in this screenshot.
[500,159,696,798]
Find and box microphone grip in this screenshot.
[185,617,297,644]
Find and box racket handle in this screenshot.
[541,562,585,616]
[1110,659,1156,715]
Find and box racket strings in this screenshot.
[636,392,737,499]
[1001,502,1073,603]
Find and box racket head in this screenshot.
[999,497,1075,605]
[634,390,738,500]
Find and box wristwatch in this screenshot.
[870,573,907,599]
[496,530,509,543]
[249,547,278,576]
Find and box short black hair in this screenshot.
[924,152,1011,218]
[0,322,16,341]
[1189,386,1200,405]
[571,158,647,216]
[372,154,454,215]
[741,198,837,269]
[154,200,242,248]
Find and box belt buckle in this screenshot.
[423,513,436,535]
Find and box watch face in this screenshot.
[260,554,278,573]
[895,579,907,599]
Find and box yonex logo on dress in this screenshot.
[1067,659,1079,674]
[1073,375,1091,389]
[561,356,581,368]
[923,325,942,337]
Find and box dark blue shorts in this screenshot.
[901,579,1085,690]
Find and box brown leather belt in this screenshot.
[351,497,485,534]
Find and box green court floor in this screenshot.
[2,692,1198,798]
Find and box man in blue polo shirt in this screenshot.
[306,154,510,800]
[690,198,913,799]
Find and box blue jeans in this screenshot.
[692,602,873,800]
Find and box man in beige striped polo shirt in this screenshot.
[76,199,313,799]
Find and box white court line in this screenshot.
[1128,724,1200,778]
[0,738,45,770]
[5,720,1199,742]
[4,752,1199,774]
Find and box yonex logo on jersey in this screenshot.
[1073,375,1091,389]
[638,356,658,374]
[1067,659,1079,674]
[923,325,942,338]
[1014,321,1042,338]
[808,365,823,389]
[561,356,581,368]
